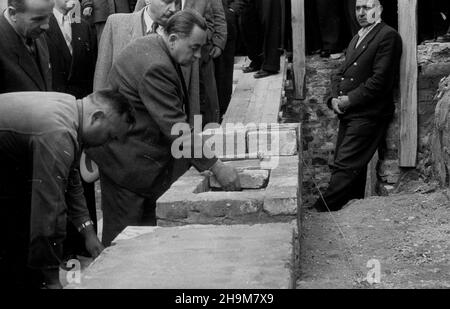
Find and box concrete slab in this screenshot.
[66,223,297,289]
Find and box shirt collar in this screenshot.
[53,7,71,25]
[358,19,382,38]
[143,7,155,34]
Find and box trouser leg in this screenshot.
[258,0,281,72]
[314,117,390,211]
[316,0,341,52]
[239,2,263,68]
[95,22,106,45]
[214,9,237,117]
[344,0,359,37]
[99,173,151,247]
[199,47,220,126]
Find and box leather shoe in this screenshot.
[254,70,278,79]
[242,65,260,73]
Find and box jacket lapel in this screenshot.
[343,22,385,72]
[131,9,145,39]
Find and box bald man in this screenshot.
[313,0,402,212]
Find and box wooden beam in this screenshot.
[398,0,418,167]
[365,152,379,197]
[291,0,306,99]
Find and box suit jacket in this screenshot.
[93,8,200,120]
[87,35,216,194]
[329,22,402,120]
[45,14,97,99]
[0,14,52,93]
[178,0,227,50]
[81,0,131,24]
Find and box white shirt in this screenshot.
[143,7,164,36]
[53,8,73,54]
[356,19,382,49]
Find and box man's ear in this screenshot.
[8,7,18,21]
[168,33,178,45]
[91,110,106,124]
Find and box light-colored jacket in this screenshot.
[93,8,200,120]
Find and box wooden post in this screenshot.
[291,0,306,99]
[398,0,418,167]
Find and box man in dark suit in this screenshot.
[87,10,241,246]
[45,0,98,260]
[0,0,53,94]
[313,0,402,212]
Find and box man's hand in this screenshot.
[80,225,104,259]
[83,7,93,16]
[210,46,223,58]
[331,98,344,115]
[210,160,241,191]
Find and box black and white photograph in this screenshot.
[0,0,449,294]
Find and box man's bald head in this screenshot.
[356,0,383,28]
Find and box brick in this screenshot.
[210,169,270,190]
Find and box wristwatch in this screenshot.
[77,220,94,233]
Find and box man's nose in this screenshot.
[194,49,202,60]
[168,2,176,12]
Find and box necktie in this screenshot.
[151,21,159,34]
[25,38,37,61]
[62,14,73,54]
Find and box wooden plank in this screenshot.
[365,152,379,198]
[398,0,418,167]
[291,0,306,99]
[259,58,286,124]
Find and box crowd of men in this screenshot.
[0,0,445,289]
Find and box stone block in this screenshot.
[210,169,270,189]
[247,125,298,157]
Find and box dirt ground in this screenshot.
[297,188,450,289]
